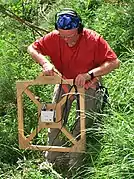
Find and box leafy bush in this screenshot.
[91,1,134,56]
[0,0,134,178]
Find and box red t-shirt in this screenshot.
[33,28,117,79]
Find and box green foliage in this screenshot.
[91,1,134,55]
[0,105,21,163]
[90,56,134,178]
[88,111,134,179]
[0,0,134,178]
[106,58,134,114]
[0,158,61,179]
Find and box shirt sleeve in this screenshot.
[32,32,55,57]
[95,36,117,65]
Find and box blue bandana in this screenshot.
[56,14,80,30]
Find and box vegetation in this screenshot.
[0,0,134,178]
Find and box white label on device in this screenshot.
[41,110,55,123]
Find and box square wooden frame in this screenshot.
[16,74,86,153]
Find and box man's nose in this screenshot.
[64,37,68,41]
[64,37,71,42]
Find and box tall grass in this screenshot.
[0,0,134,178]
[70,51,134,178]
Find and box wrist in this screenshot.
[88,71,95,80]
[85,73,91,81]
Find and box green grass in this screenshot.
[0,0,134,178]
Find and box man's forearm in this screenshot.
[27,44,50,66]
[89,59,120,78]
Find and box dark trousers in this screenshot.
[45,83,104,166]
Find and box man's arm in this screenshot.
[87,58,120,79]
[75,58,120,87]
[27,44,54,76]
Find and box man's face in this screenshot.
[58,28,79,46]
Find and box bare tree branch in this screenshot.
[0,4,50,34]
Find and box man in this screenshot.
[27,8,120,166]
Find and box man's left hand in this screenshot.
[75,73,90,87]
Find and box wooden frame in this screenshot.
[16,74,86,153]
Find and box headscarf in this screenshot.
[56,14,80,30]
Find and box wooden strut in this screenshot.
[16,73,86,153]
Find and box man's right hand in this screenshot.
[42,63,54,76]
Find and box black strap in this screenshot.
[62,83,80,126]
[97,83,109,110]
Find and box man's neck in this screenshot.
[67,34,80,47]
